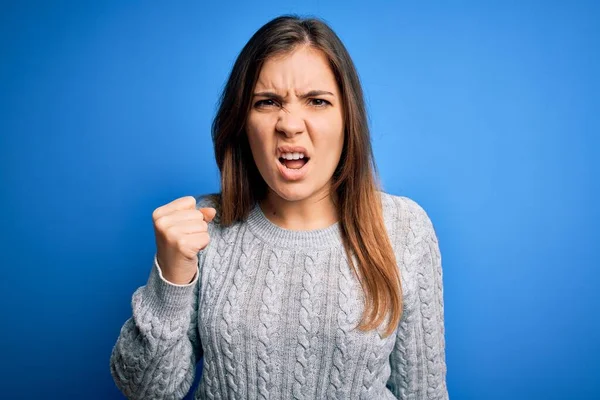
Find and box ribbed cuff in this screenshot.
[154,254,198,287]
[141,254,199,319]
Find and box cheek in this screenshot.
[329,135,344,166]
[246,117,260,147]
[246,124,273,168]
[316,110,343,143]
[320,122,344,160]
[312,134,343,177]
[247,114,272,142]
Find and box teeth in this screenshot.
[281,152,305,160]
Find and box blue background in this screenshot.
[1,1,598,399]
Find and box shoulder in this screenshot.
[379,192,443,289]
[379,191,433,224]
[379,191,437,243]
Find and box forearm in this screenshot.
[109,256,202,400]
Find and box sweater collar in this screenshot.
[246,202,344,250]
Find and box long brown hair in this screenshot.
[210,14,402,337]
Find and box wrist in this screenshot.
[163,269,197,285]
[154,254,198,286]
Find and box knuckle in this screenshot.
[176,236,188,250]
[165,226,179,241]
[185,196,196,207]
[157,215,172,231]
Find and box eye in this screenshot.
[310,98,331,107]
[254,99,279,108]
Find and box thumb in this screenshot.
[199,207,217,223]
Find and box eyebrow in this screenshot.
[252,90,335,101]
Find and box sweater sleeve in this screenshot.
[386,197,449,399]
[109,254,202,400]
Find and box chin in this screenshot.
[271,182,315,201]
[270,180,333,204]
[271,185,312,202]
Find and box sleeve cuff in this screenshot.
[140,254,199,319]
[154,254,199,287]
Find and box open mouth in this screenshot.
[278,156,310,170]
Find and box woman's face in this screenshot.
[246,45,344,204]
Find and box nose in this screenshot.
[275,107,305,138]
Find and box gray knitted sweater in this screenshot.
[110,192,449,399]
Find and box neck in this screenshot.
[259,187,338,231]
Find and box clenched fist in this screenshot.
[152,196,216,284]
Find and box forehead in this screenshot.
[255,46,338,94]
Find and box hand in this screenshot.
[152,196,216,284]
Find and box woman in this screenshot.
[110,14,448,400]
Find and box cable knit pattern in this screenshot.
[199,226,231,400]
[409,200,447,399]
[110,192,449,399]
[292,253,323,399]
[361,328,397,399]
[327,251,357,399]
[219,226,260,399]
[257,250,287,400]
[109,254,201,400]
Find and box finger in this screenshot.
[153,196,197,220]
[180,232,211,253]
[170,219,209,234]
[161,209,207,223]
[154,209,206,230]
[199,207,217,223]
